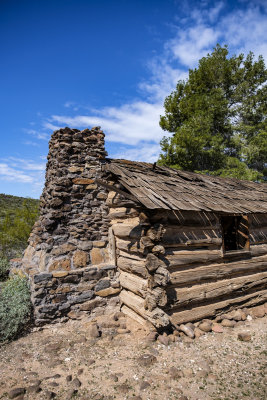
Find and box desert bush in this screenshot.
[0,257,9,281]
[0,275,32,342]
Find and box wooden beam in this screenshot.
[95,178,139,203]
[169,254,267,286]
[169,289,267,325]
[166,271,267,308]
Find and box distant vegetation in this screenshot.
[0,194,39,259]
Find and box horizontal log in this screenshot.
[166,271,267,308]
[118,250,145,261]
[165,249,222,268]
[119,270,147,297]
[169,289,267,325]
[163,238,222,248]
[121,305,149,328]
[161,227,221,246]
[117,256,148,278]
[108,207,139,219]
[120,289,170,328]
[250,243,267,257]
[169,255,267,286]
[112,222,145,239]
[116,238,145,255]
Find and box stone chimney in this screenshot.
[22,127,110,275]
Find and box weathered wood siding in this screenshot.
[108,198,267,328]
[162,211,267,325]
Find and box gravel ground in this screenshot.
[0,313,266,400]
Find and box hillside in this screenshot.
[0,193,39,219]
[0,194,39,258]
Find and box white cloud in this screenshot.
[37,0,266,167]
[0,163,34,183]
[0,157,46,193]
[110,143,161,163]
[25,128,50,140]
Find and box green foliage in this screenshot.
[0,257,9,281]
[159,44,267,181]
[0,275,32,342]
[0,196,39,258]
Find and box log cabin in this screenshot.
[19,127,267,329]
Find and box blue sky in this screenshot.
[0,0,266,198]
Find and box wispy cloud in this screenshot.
[0,157,45,190]
[43,1,266,159]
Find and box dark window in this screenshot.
[221,215,249,252]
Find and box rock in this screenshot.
[137,354,157,367]
[79,298,106,311]
[117,328,131,334]
[43,391,56,399]
[27,385,42,394]
[34,273,52,284]
[8,388,26,399]
[169,367,183,379]
[66,375,72,382]
[72,378,82,388]
[87,323,100,338]
[207,373,217,382]
[139,381,151,391]
[194,327,205,338]
[235,321,245,327]
[198,322,212,332]
[212,324,224,333]
[95,287,121,297]
[182,368,193,378]
[179,324,195,338]
[73,250,88,268]
[158,334,169,346]
[178,396,189,400]
[221,319,236,327]
[116,383,130,394]
[77,368,84,375]
[238,332,252,342]
[66,389,78,399]
[196,370,208,378]
[94,279,110,292]
[250,305,265,318]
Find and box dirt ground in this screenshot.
[0,313,266,400]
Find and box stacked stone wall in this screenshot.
[21,126,121,324]
[23,127,110,275]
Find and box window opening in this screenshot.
[221,215,249,252]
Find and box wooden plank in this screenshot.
[119,270,148,297]
[169,289,267,325]
[165,249,223,268]
[169,255,267,286]
[166,271,267,308]
[250,243,267,257]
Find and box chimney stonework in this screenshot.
[21,127,120,324]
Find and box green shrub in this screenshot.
[0,257,9,281]
[0,276,32,342]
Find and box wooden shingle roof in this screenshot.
[104,159,267,214]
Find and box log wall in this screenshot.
[109,200,267,329]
